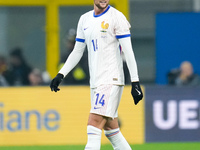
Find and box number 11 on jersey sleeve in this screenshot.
[92,39,98,51]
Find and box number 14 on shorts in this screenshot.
[94,93,105,109]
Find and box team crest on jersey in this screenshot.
[101,21,109,32]
[101,21,109,38]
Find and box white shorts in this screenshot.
[90,84,124,119]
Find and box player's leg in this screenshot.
[85,113,107,150]
[85,84,123,150]
[85,86,109,150]
[103,84,132,150]
[104,118,132,150]
[88,113,107,129]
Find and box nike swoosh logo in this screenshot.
[84,27,89,30]
[94,107,101,109]
[135,88,141,95]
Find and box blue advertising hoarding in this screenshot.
[156,13,200,84]
[145,86,200,142]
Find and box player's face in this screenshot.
[94,0,110,10]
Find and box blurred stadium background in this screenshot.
[0,0,200,149]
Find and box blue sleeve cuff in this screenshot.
[116,34,131,39]
[76,38,85,43]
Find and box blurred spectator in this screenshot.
[59,28,89,85]
[41,71,51,85]
[168,61,200,86]
[28,68,43,86]
[28,68,51,86]
[4,47,32,86]
[0,56,9,86]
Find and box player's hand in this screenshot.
[50,73,64,92]
[131,82,143,105]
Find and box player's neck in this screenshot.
[94,5,109,16]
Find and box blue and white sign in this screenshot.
[145,86,200,142]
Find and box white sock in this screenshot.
[104,128,132,150]
[84,125,102,150]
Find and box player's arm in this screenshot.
[50,41,86,92]
[50,14,86,92]
[119,37,143,105]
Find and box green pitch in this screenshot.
[0,143,200,150]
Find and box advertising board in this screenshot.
[145,86,200,142]
[0,86,144,146]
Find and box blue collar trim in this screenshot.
[93,5,110,18]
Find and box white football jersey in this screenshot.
[76,5,133,88]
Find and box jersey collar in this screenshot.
[93,5,110,18]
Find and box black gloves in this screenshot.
[50,73,64,92]
[131,82,143,105]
